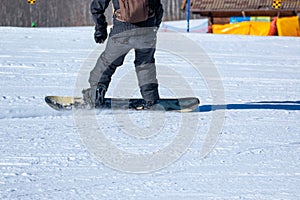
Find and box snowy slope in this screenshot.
[0,26,300,199]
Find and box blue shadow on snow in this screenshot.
[198,101,300,113]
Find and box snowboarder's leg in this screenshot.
[134,47,159,104]
[97,54,127,88]
[84,35,131,107]
[88,37,130,88]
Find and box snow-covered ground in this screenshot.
[0,25,300,199]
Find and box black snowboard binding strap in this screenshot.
[130,99,159,110]
[95,84,107,108]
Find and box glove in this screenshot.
[94,23,108,44]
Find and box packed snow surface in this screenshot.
[0,26,300,199]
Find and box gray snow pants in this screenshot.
[88,27,159,102]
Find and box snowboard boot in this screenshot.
[82,83,107,109]
[82,88,95,109]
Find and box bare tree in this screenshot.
[0,0,199,27]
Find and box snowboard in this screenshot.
[45,96,200,112]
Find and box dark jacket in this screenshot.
[91,0,164,29]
